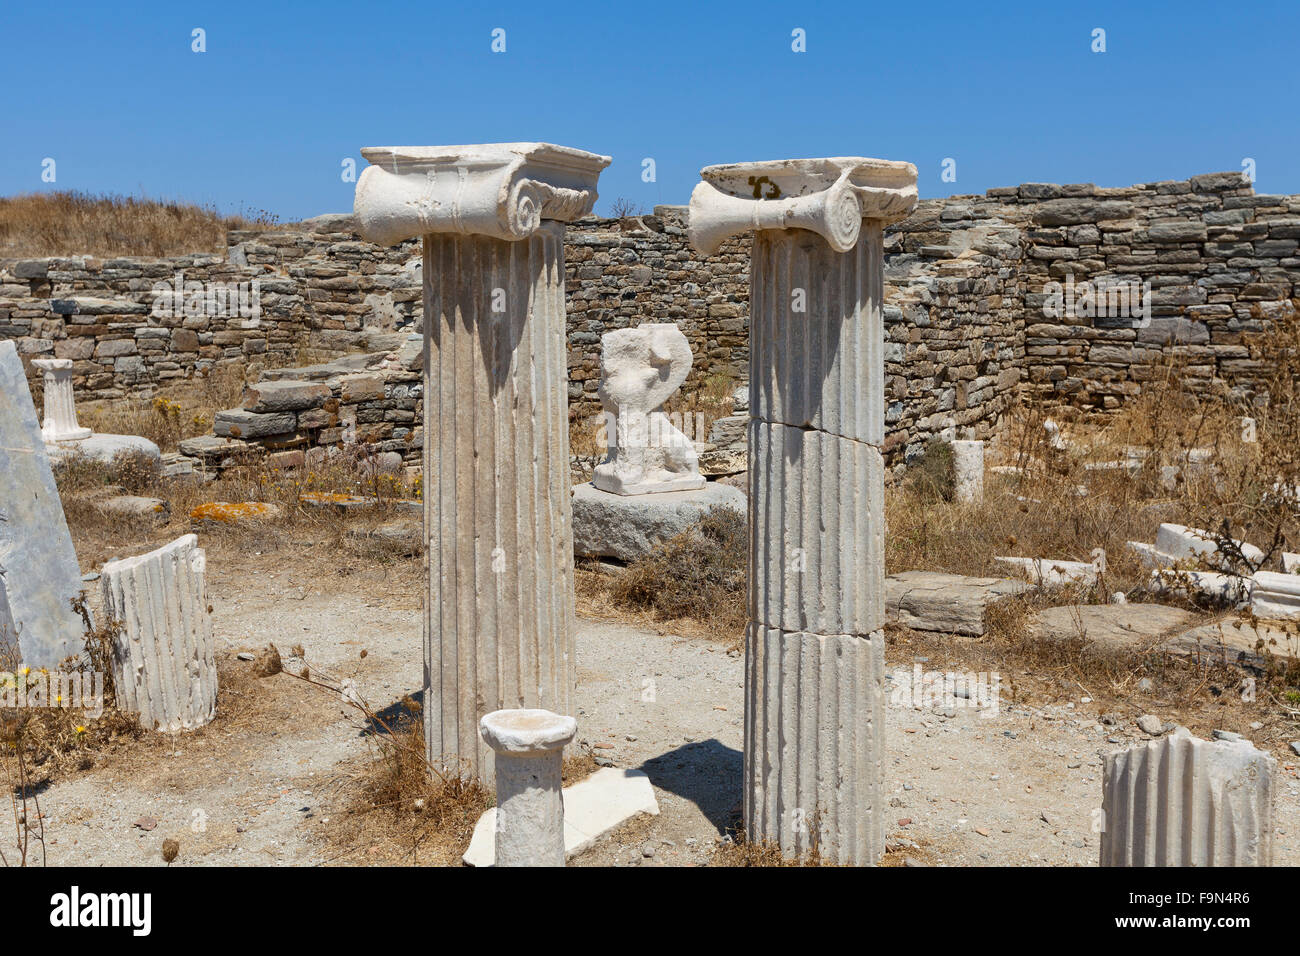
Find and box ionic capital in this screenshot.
[688,156,918,255]
[354,142,611,246]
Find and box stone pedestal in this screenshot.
[354,144,609,782]
[480,708,576,867]
[32,358,91,442]
[690,157,917,865]
[572,481,746,562]
[1100,727,1275,866]
[951,439,984,504]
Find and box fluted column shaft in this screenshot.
[423,224,576,782]
[351,142,608,786]
[745,223,887,866]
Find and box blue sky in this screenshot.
[2,0,1296,220]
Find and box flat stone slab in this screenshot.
[46,433,161,464]
[177,435,250,462]
[299,492,420,512]
[0,341,85,666]
[463,767,659,866]
[885,570,1031,636]
[1170,618,1300,663]
[1032,604,1202,652]
[993,556,1098,587]
[97,495,169,521]
[572,481,745,562]
[189,501,282,529]
[241,380,331,413]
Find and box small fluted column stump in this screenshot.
[100,534,217,732]
[1100,727,1275,866]
[354,144,609,783]
[31,358,91,442]
[690,157,917,865]
[480,708,577,866]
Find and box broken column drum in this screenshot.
[353,144,609,782]
[689,156,918,865]
[1100,727,1274,866]
[100,534,217,732]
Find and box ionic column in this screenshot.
[354,144,609,783]
[690,157,917,865]
[480,708,576,866]
[31,358,92,442]
[1100,727,1275,866]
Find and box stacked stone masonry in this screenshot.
[3,172,1296,465]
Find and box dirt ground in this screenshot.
[24,534,1300,867]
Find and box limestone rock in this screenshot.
[571,481,745,562]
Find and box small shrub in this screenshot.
[612,505,747,634]
[905,437,955,502]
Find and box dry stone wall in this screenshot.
[3,172,1297,466]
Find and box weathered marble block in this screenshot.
[748,421,884,637]
[744,626,885,865]
[0,341,85,667]
[951,439,984,504]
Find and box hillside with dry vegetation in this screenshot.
[0,191,283,258]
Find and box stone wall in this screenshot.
[3,171,1298,466]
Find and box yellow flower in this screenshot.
[75,725,86,735]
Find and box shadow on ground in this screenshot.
[639,738,742,834]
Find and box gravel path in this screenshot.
[30,545,1300,866]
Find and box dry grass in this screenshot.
[711,826,832,867]
[575,505,748,648]
[0,191,283,258]
[305,689,491,866]
[879,319,1300,749]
